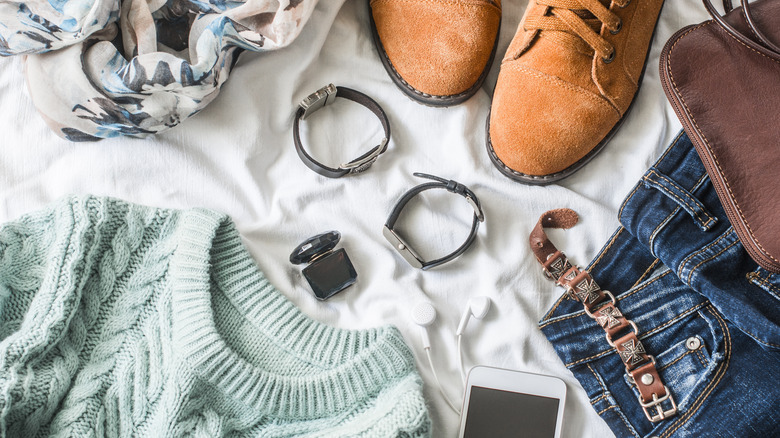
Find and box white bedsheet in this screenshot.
[0,0,713,436]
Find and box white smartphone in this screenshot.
[458,366,567,438]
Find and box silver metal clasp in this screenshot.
[300,84,337,119]
[640,385,677,422]
[465,195,485,222]
[383,226,424,269]
[339,138,388,174]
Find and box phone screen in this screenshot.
[462,386,560,438]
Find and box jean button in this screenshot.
[686,337,701,350]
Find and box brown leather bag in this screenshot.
[659,0,780,273]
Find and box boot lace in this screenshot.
[523,0,629,62]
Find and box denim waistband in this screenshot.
[540,130,780,366]
[616,131,726,273]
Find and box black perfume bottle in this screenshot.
[290,231,357,300]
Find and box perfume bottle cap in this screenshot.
[290,230,341,265]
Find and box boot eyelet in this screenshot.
[619,0,630,8]
[610,19,622,34]
[602,51,615,63]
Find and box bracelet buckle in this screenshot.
[382,226,425,269]
[339,138,389,174]
[300,83,337,119]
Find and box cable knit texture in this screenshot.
[0,196,432,437]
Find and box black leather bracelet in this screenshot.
[384,173,485,270]
[293,84,391,178]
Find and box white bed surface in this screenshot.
[0,0,712,436]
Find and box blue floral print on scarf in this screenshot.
[0,0,317,140]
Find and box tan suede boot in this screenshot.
[369,0,502,106]
[487,0,665,184]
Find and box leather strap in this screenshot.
[384,173,484,270]
[704,0,780,59]
[293,84,391,178]
[530,209,678,423]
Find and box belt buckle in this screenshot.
[639,385,678,422]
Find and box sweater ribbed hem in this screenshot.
[169,209,418,420]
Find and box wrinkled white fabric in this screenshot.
[0,0,711,436]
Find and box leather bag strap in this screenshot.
[705,0,780,58]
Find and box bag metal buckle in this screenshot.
[640,385,678,422]
[300,84,337,119]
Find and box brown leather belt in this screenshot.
[530,209,677,423]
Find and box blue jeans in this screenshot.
[539,132,780,437]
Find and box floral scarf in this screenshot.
[1,0,317,140]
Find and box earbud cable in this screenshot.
[457,334,467,385]
[425,347,461,415]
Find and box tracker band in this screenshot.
[530,209,678,423]
[293,84,390,178]
[384,173,484,270]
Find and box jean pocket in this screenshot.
[577,304,728,438]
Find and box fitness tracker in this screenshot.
[290,231,357,300]
[384,173,485,270]
[293,84,391,178]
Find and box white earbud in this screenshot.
[456,296,491,336]
[411,301,461,414]
[456,296,491,384]
[412,302,437,350]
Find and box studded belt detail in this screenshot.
[530,209,678,423]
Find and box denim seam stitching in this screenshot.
[589,227,626,272]
[590,394,608,405]
[751,271,780,293]
[643,170,716,228]
[587,363,609,394]
[694,348,708,368]
[541,293,569,323]
[746,272,780,301]
[540,270,672,330]
[618,270,672,302]
[630,259,660,290]
[654,130,686,164]
[661,305,731,438]
[649,206,681,258]
[597,405,617,416]
[657,345,707,373]
[563,302,706,367]
[600,405,642,437]
[587,364,642,438]
[617,183,643,223]
[685,237,739,285]
[658,349,695,372]
[643,169,709,278]
[735,326,780,349]
[647,169,716,226]
[616,130,685,224]
[677,226,734,281]
[567,349,612,367]
[640,302,708,339]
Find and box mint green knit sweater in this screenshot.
[0,196,431,437]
